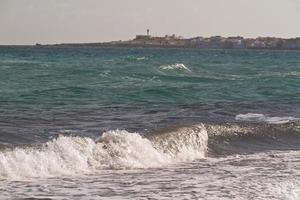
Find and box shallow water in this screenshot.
[1,151,300,200]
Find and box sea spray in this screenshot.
[0,126,208,180]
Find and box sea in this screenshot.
[0,46,300,200]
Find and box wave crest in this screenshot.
[0,126,208,180]
[159,63,190,71]
[235,113,300,124]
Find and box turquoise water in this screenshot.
[0,47,300,143]
[1,47,300,105]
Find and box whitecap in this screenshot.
[235,113,300,124]
[159,63,190,71]
[0,126,208,180]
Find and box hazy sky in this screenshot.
[1,0,300,45]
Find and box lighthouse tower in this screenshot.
[135,29,151,40]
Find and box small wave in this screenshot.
[235,113,300,124]
[135,57,147,61]
[126,56,147,61]
[0,126,208,180]
[159,63,190,71]
[205,122,300,156]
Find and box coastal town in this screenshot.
[45,30,300,50]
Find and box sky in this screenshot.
[0,0,300,45]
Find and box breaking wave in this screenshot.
[159,63,190,71]
[1,121,300,180]
[235,113,300,124]
[0,125,207,180]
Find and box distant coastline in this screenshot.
[6,34,300,50]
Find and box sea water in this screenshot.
[0,47,300,199]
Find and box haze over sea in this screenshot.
[0,46,300,199]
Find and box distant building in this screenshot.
[135,35,151,40]
[135,29,152,40]
[164,34,184,40]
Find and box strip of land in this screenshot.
[38,34,300,50]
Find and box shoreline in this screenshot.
[1,35,300,50]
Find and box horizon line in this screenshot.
[1,34,300,46]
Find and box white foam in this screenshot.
[126,56,147,61]
[287,186,300,200]
[160,63,190,71]
[0,128,208,180]
[235,113,300,124]
[135,57,147,60]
